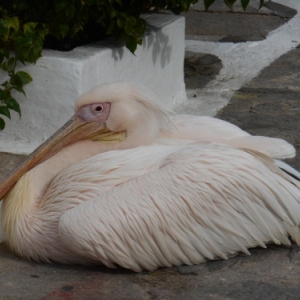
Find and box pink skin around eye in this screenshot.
[77,102,111,123]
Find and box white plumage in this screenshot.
[1,82,299,272]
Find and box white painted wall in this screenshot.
[0,14,186,155]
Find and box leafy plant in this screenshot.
[0,0,265,130]
[0,14,45,130]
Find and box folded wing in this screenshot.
[58,144,300,272]
[165,116,295,159]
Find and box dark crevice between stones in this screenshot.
[184,52,223,89]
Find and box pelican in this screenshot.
[0,82,300,272]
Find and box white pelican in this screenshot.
[0,82,300,272]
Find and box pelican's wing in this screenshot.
[163,116,295,159]
[226,136,295,159]
[164,115,251,141]
[58,144,300,272]
[274,159,300,181]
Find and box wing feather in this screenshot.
[57,144,300,271]
[163,115,295,159]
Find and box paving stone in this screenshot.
[183,11,289,42]
[217,47,300,170]
[264,1,298,18]
[183,0,296,42]
[1,242,300,299]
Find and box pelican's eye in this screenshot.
[77,102,111,123]
[94,104,103,112]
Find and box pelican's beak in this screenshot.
[0,114,110,200]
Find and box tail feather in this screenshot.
[275,160,300,182]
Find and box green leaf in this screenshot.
[6,17,19,31]
[59,24,70,39]
[203,0,216,10]
[180,0,189,11]
[126,36,138,53]
[0,81,9,88]
[124,17,137,33]
[49,23,69,39]
[6,98,21,116]
[65,4,76,19]
[241,0,250,11]
[136,19,146,35]
[106,19,115,35]
[23,22,37,35]
[55,1,68,13]
[13,30,44,63]
[116,18,124,29]
[12,85,26,96]
[110,10,117,18]
[0,19,9,40]
[1,61,8,71]
[7,57,15,72]
[0,117,5,130]
[224,0,237,9]
[0,49,9,60]
[1,87,11,100]
[0,106,11,119]
[14,71,33,85]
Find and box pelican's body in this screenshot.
[1,82,300,272]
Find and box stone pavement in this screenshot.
[217,46,300,171]
[1,1,300,299]
[183,0,297,42]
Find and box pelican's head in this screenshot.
[75,82,171,134]
[0,82,171,200]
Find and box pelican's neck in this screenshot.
[120,118,161,149]
[2,171,38,245]
[2,128,157,245]
[33,127,158,197]
[3,134,149,209]
[1,139,125,252]
[31,140,111,199]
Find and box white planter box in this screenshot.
[0,14,186,154]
